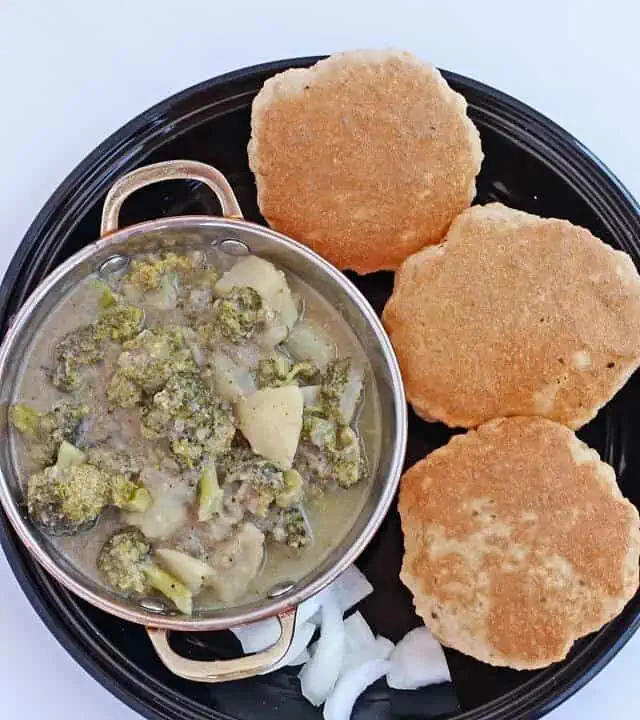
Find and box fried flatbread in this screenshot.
[383,203,640,428]
[248,50,482,274]
[399,416,640,669]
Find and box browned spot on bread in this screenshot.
[248,50,482,274]
[399,417,640,669]
[383,203,640,429]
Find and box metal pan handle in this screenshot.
[100,159,243,236]
[146,608,297,683]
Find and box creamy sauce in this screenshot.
[11,249,380,611]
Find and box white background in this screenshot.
[1,1,639,718]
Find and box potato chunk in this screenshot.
[286,320,336,370]
[206,523,265,603]
[236,386,303,469]
[214,256,298,329]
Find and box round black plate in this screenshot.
[1,58,639,720]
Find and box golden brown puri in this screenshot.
[248,50,483,274]
[398,416,640,670]
[383,203,640,429]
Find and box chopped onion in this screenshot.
[231,564,371,685]
[154,548,215,593]
[287,648,310,667]
[286,321,336,370]
[386,627,451,690]
[299,591,345,706]
[260,621,316,674]
[323,659,390,720]
[231,617,281,654]
[231,594,322,654]
[305,569,374,626]
[297,593,324,625]
[301,385,322,406]
[341,634,394,676]
[343,612,375,654]
[331,565,374,613]
[338,364,363,424]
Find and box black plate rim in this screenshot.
[1,56,639,720]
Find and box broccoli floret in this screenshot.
[320,358,363,424]
[10,404,47,437]
[98,527,193,613]
[142,372,235,468]
[52,325,105,391]
[213,286,267,343]
[107,328,197,406]
[94,280,119,310]
[256,355,289,387]
[120,253,207,311]
[300,409,363,489]
[98,526,150,593]
[10,401,88,466]
[56,440,87,468]
[320,358,349,419]
[111,474,153,512]
[97,302,145,343]
[106,373,141,408]
[197,461,223,521]
[85,444,149,510]
[257,356,317,389]
[27,444,151,535]
[277,469,304,508]
[180,267,220,316]
[301,407,338,448]
[52,401,89,441]
[331,426,362,488]
[221,451,285,517]
[279,507,310,549]
[28,461,110,535]
[221,452,303,515]
[50,287,144,391]
[85,444,142,478]
[125,253,198,293]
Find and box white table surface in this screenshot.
[1,1,639,718]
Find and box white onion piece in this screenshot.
[323,659,390,720]
[287,647,310,666]
[299,592,345,706]
[261,622,316,674]
[301,385,322,406]
[343,612,376,654]
[286,321,336,370]
[306,570,373,626]
[154,549,214,593]
[338,364,363,424]
[231,595,322,654]
[230,564,370,656]
[386,627,451,690]
[332,565,374,613]
[341,635,394,676]
[297,593,323,625]
[231,617,281,654]
[259,324,289,349]
[125,486,190,541]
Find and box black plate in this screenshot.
[1,57,639,720]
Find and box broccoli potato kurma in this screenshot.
[10,250,378,614]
